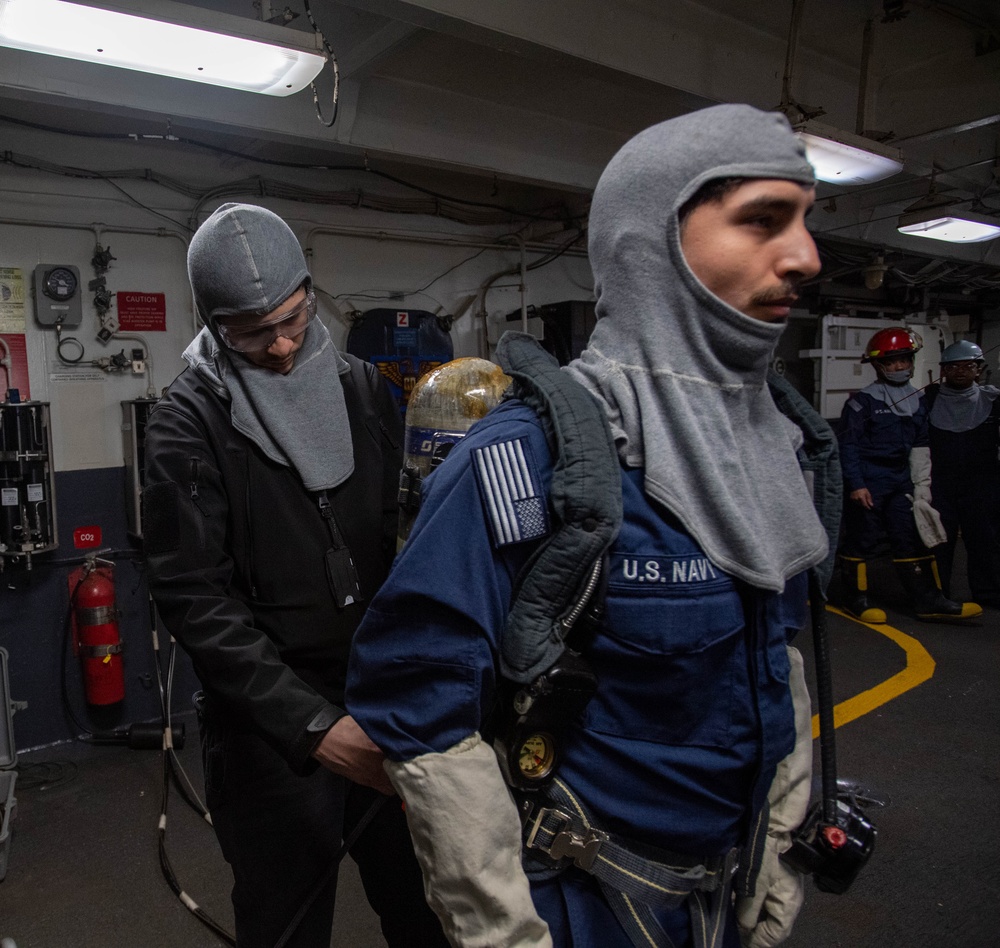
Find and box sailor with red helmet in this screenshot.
[836,326,981,622]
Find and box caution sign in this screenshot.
[117,292,166,331]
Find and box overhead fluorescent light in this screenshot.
[0,0,326,96]
[794,120,904,185]
[898,206,1000,243]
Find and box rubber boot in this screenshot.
[893,556,983,622]
[837,556,887,624]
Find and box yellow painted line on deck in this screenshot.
[810,605,936,738]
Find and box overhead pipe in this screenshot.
[779,0,805,119]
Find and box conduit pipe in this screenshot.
[109,332,157,397]
[304,222,587,260]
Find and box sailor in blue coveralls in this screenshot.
[346,105,834,948]
[836,328,980,623]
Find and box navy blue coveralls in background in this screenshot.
[838,385,929,557]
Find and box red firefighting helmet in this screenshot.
[861,327,923,363]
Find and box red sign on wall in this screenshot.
[117,292,166,331]
[73,526,103,549]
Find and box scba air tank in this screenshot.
[397,358,510,547]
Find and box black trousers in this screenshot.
[933,476,1000,602]
[841,483,922,558]
[202,711,447,948]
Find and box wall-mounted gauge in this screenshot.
[33,264,83,328]
[42,267,79,302]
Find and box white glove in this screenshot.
[908,446,933,506]
[908,495,948,548]
[907,446,946,546]
[385,733,552,948]
[737,646,813,948]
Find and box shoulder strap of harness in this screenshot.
[495,331,623,684]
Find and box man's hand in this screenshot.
[312,715,395,795]
[849,487,873,510]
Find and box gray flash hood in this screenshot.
[184,204,354,492]
[565,104,828,591]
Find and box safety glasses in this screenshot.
[217,290,316,353]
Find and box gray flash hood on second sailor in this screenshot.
[565,104,828,591]
[184,203,354,493]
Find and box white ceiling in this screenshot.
[0,0,998,297]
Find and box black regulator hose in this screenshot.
[808,569,840,825]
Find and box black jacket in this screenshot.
[143,354,402,772]
[925,382,1000,484]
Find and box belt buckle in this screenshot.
[525,806,607,872]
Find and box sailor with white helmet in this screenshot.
[925,340,1000,606]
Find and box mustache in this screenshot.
[751,283,801,306]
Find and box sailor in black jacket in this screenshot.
[142,204,445,948]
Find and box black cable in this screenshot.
[808,571,839,825]
[273,795,389,948]
[157,743,236,946]
[147,581,234,942]
[15,759,79,791]
[0,114,577,224]
[19,547,142,569]
[90,172,194,233]
[55,325,85,364]
[303,0,340,129]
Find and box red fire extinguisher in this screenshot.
[69,559,125,706]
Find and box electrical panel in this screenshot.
[121,398,158,541]
[0,401,58,566]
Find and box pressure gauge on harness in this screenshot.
[33,264,83,328]
[518,733,557,781]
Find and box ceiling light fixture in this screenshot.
[0,0,326,96]
[897,194,1000,244]
[898,209,1000,243]
[794,120,905,185]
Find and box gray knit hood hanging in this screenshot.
[565,104,828,591]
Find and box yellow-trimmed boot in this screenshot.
[893,556,983,622]
[837,556,887,624]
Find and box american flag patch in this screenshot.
[472,438,549,548]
